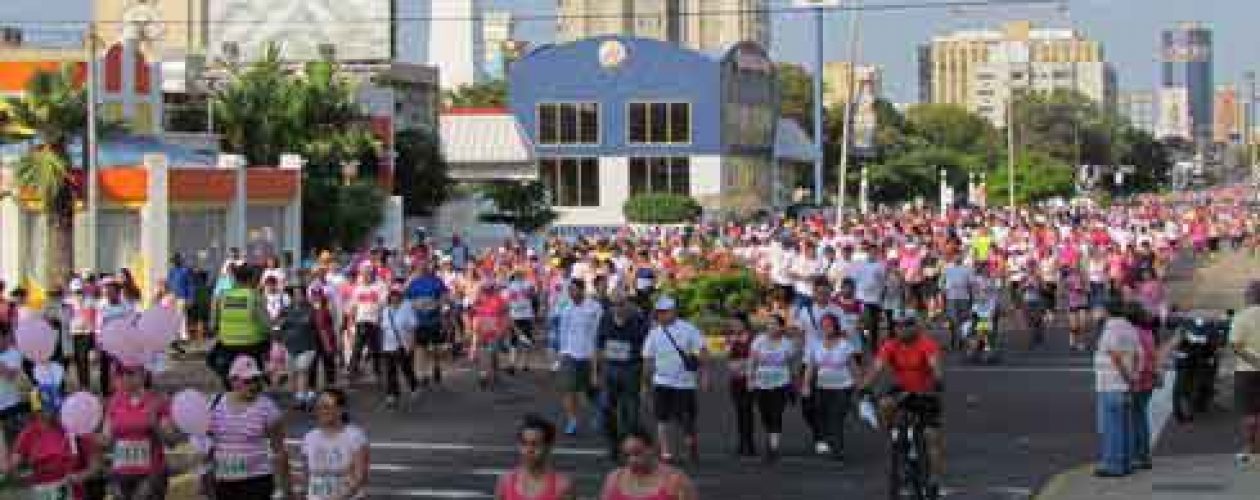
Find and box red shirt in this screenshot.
[105,391,169,476]
[13,419,95,490]
[876,335,941,393]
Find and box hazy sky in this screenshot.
[1,0,1253,101]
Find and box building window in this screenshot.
[537,102,599,145]
[540,157,600,207]
[629,157,690,196]
[627,102,690,144]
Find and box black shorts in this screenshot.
[415,324,445,348]
[1235,372,1260,415]
[653,386,698,432]
[885,387,943,429]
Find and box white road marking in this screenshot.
[1149,369,1177,448]
[284,438,603,456]
[949,366,1093,373]
[363,487,492,498]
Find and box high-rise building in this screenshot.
[481,11,515,81]
[1213,84,1242,145]
[918,20,1112,125]
[557,0,769,52]
[1118,91,1157,135]
[430,0,485,89]
[1159,22,1213,146]
[822,61,882,108]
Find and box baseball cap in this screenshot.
[228,355,263,380]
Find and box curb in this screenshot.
[1032,463,1094,500]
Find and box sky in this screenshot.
[1,0,1254,102]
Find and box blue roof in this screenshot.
[0,135,218,168]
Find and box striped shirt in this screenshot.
[209,395,281,481]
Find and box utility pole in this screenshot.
[835,0,863,221]
[812,6,825,205]
[85,23,99,272]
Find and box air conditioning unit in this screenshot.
[317,43,336,61]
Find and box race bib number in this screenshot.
[755,366,790,388]
[215,452,251,480]
[113,439,152,470]
[604,340,633,361]
[31,482,68,500]
[413,297,439,311]
[817,367,850,388]
[308,473,343,498]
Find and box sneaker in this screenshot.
[563,419,578,436]
[814,441,831,455]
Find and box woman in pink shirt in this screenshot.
[469,282,510,390]
[495,415,574,500]
[104,363,176,499]
[7,389,103,499]
[600,430,696,500]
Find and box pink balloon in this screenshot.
[100,320,143,358]
[137,307,179,352]
[60,391,102,436]
[14,318,56,363]
[171,389,210,436]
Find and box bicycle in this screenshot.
[887,392,941,500]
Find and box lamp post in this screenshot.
[858,164,869,214]
[85,23,100,272]
[794,0,843,207]
[836,0,863,220]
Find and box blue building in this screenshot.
[1161,22,1213,149]
[510,36,805,226]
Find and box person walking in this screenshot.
[296,388,369,500]
[1093,299,1141,477]
[748,315,798,463]
[212,265,270,388]
[207,355,291,497]
[802,313,861,463]
[725,314,757,457]
[347,268,387,382]
[1230,281,1260,464]
[279,287,319,410]
[404,260,448,387]
[380,288,419,408]
[642,296,706,464]
[103,362,176,499]
[593,292,649,460]
[556,280,603,436]
[598,430,698,500]
[495,415,575,500]
[97,278,137,395]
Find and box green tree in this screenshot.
[623,193,702,224]
[444,79,508,108]
[394,127,452,216]
[987,151,1076,204]
[478,181,557,234]
[212,45,386,252]
[4,66,89,283]
[776,63,815,133]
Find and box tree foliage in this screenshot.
[444,79,508,108]
[477,181,557,234]
[623,193,703,224]
[211,44,389,252]
[775,63,815,134]
[394,128,452,217]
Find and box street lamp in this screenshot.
[793,0,843,207]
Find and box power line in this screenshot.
[0,0,1064,27]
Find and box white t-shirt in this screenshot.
[351,284,387,324]
[557,299,603,359]
[505,281,535,320]
[643,319,705,389]
[750,335,796,390]
[0,348,25,410]
[301,425,368,500]
[1094,318,1139,392]
[792,302,842,346]
[807,338,859,390]
[791,254,820,297]
[850,260,887,305]
[380,305,416,352]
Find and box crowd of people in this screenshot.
[0,186,1256,498]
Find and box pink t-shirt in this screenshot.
[209,395,282,481]
[106,391,170,476]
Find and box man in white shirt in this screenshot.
[849,245,888,347]
[380,289,418,407]
[556,279,603,436]
[790,241,820,307]
[642,296,707,464]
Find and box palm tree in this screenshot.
[4,66,89,284]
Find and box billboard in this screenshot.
[1158,86,1190,140]
[208,0,392,62]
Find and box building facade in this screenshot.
[822,61,882,108]
[1159,22,1213,147]
[919,20,1111,122]
[557,0,769,53]
[1213,84,1242,145]
[509,37,778,226]
[1118,91,1157,135]
[481,10,515,81]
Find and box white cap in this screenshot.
[654,295,677,311]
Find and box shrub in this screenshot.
[623,193,702,224]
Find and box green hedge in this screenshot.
[623,193,702,224]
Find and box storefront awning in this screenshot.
[774,118,818,163]
[440,109,536,181]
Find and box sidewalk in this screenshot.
[1035,455,1260,500]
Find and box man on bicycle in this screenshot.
[859,313,945,496]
